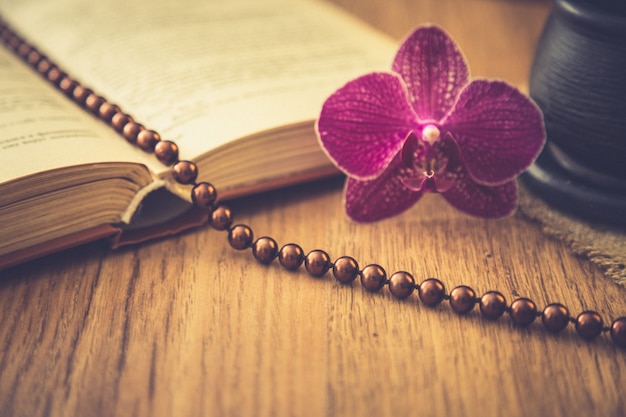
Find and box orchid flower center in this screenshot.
[400,129,455,193]
[420,125,442,179]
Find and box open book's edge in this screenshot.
[120,179,173,224]
[0,204,210,271]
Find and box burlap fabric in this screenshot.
[518,183,626,286]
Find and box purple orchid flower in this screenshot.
[316,26,545,222]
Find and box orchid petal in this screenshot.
[392,26,469,122]
[317,72,417,179]
[442,166,518,218]
[443,80,545,185]
[400,131,424,167]
[344,153,423,222]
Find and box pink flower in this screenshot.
[316,26,545,222]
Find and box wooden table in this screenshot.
[2,1,625,416]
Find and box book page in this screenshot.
[0,0,396,160]
[0,46,162,184]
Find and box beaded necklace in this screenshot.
[1,18,625,349]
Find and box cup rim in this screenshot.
[555,0,626,35]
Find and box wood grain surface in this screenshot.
[2,1,626,417]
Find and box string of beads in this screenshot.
[2,18,625,349]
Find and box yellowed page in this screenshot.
[0,46,161,184]
[0,0,396,160]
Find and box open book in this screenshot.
[0,0,396,269]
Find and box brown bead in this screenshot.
[1,33,11,46]
[9,39,21,52]
[9,36,25,53]
[252,237,278,265]
[154,140,179,165]
[137,129,161,152]
[449,285,477,315]
[85,93,105,114]
[610,317,626,349]
[26,50,42,66]
[8,34,21,51]
[17,42,31,58]
[111,112,133,133]
[36,59,52,75]
[541,303,570,333]
[575,311,604,340]
[191,182,217,209]
[46,67,65,85]
[479,291,507,320]
[509,298,537,327]
[360,264,387,292]
[7,34,18,45]
[278,244,304,271]
[0,27,11,43]
[98,102,120,122]
[388,271,415,299]
[228,224,253,251]
[419,278,446,307]
[6,38,17,50]
[332,256,359,284]
[173,160,198,185]
[305,250,331,277]
[122,121,143,143]
[58,76,78,96]
[210,206,233,231]
[8,33,20,45]
[5,34,15,47]
[72,85,92,106]
[7,40,19,52]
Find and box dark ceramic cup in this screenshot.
[524,0,626,225]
